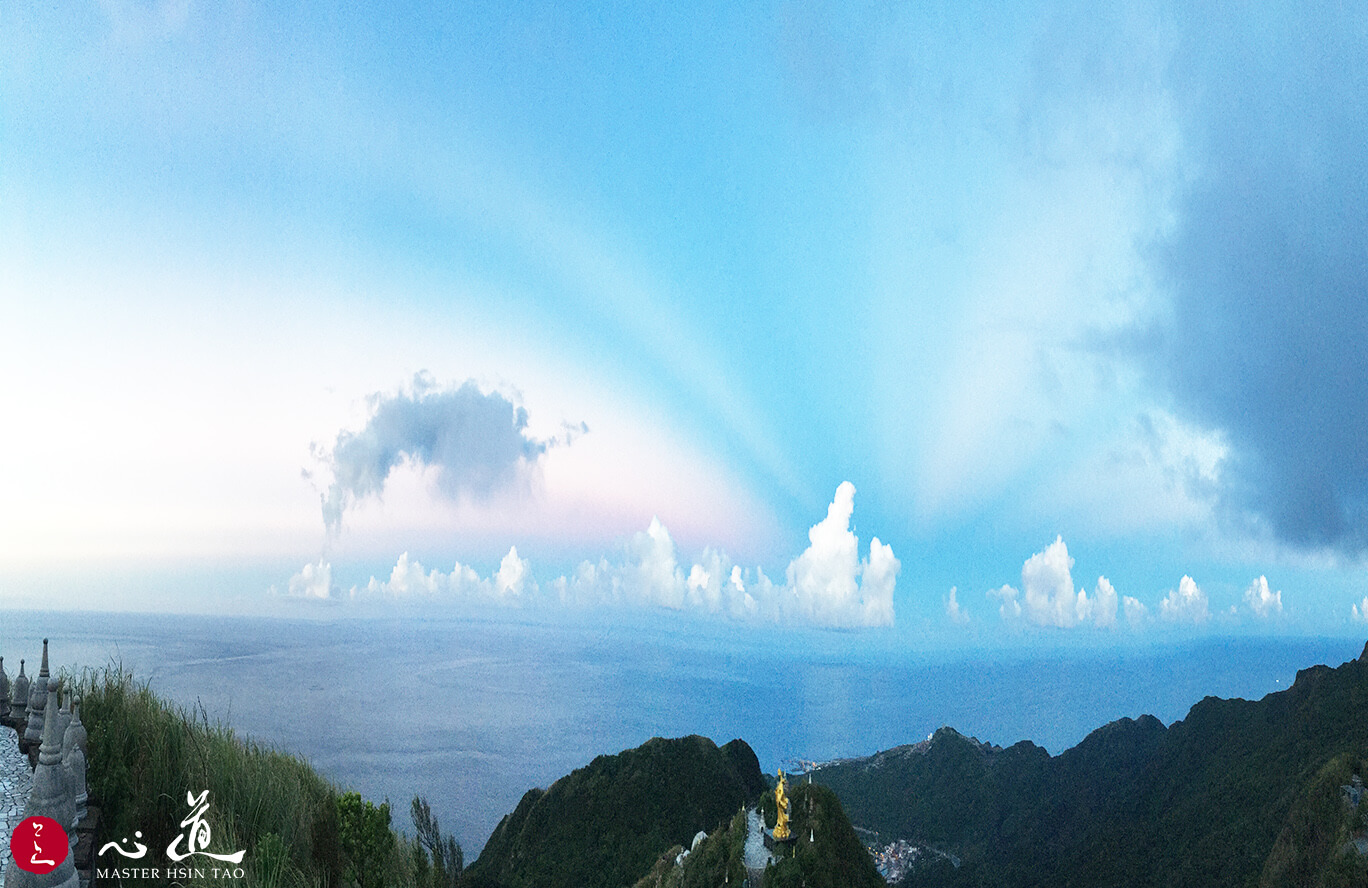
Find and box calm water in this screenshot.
[0,610,1359,855]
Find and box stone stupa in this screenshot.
[23,640,50,748]
[0,656,10,719]
[6,678,81,888]
[62,697,88,828]
[11,659,29,724]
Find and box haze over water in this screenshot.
[3,610,1358,855]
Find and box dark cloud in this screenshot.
[1155,4,1368,554]
[318,376,553,534]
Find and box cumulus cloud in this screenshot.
[279,559,335,599]
[1151,4,1368,555]
[945,587,970,625]
[1018,536,1078,628]
[1353,597,1368,624]
[784,482,897,627]
[551,518,694,612]
[555,482,897,627]
[1122,595,1147,627]
[1243,575,1282,619]
[280,481,897,628]
[1090,577,1119,629]
[350,546,535,602]
[989,537,1120,629]
[988,584,1022,621]
[1160,575,1210,624]
[313,375,564,535]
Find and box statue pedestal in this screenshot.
[762,831,797,854]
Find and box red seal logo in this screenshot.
[11,816,69,874]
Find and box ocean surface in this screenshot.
[0,610,1360,856]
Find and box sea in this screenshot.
[0,610,1360,856]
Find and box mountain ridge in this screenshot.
[465,734,767,888]
[814,641,1368,887]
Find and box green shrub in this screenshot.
[337,793,394,888]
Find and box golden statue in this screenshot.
[774,769,791,840]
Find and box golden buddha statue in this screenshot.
[774,769,791,840]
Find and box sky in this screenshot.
[2,1,1366,646]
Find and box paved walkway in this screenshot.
[0,729,33,879]
[743,807,774,883]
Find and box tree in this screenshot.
[412,795,464,888]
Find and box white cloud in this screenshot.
[990,537,1118,629]
[283,481,896,628]
[349,546,536,602]
[988,584,1022,621]
[493,547,534,597]
[368,551,452,597]
[1160,575,1210,624]
[1243,575,1282,619]
[1020,536,1078,627]
[1091,577,1119,628]
[620,517,688,609]
[281,559,335,599]
[679,552,759,619]
[946,587,970,625]
[1123,595,1148,627]
[1352,597,1368,624]
[552,481,901,627]
[783,482,897,627]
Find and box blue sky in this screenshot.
[2,1,1366,643]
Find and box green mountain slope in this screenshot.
[762,783,887,888]
[465,735,767,888]
[816,643,1368,887]
[1257,750,1368,887]
[635,782,885,888]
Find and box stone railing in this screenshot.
[0,640,97,888]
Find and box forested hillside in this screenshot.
[465,735,766,888]
[816,644,1368,887]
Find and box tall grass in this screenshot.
[75,663,340,887]
[71,664,454,888]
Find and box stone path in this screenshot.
[0,729,33,879]
[743,807,774,883]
